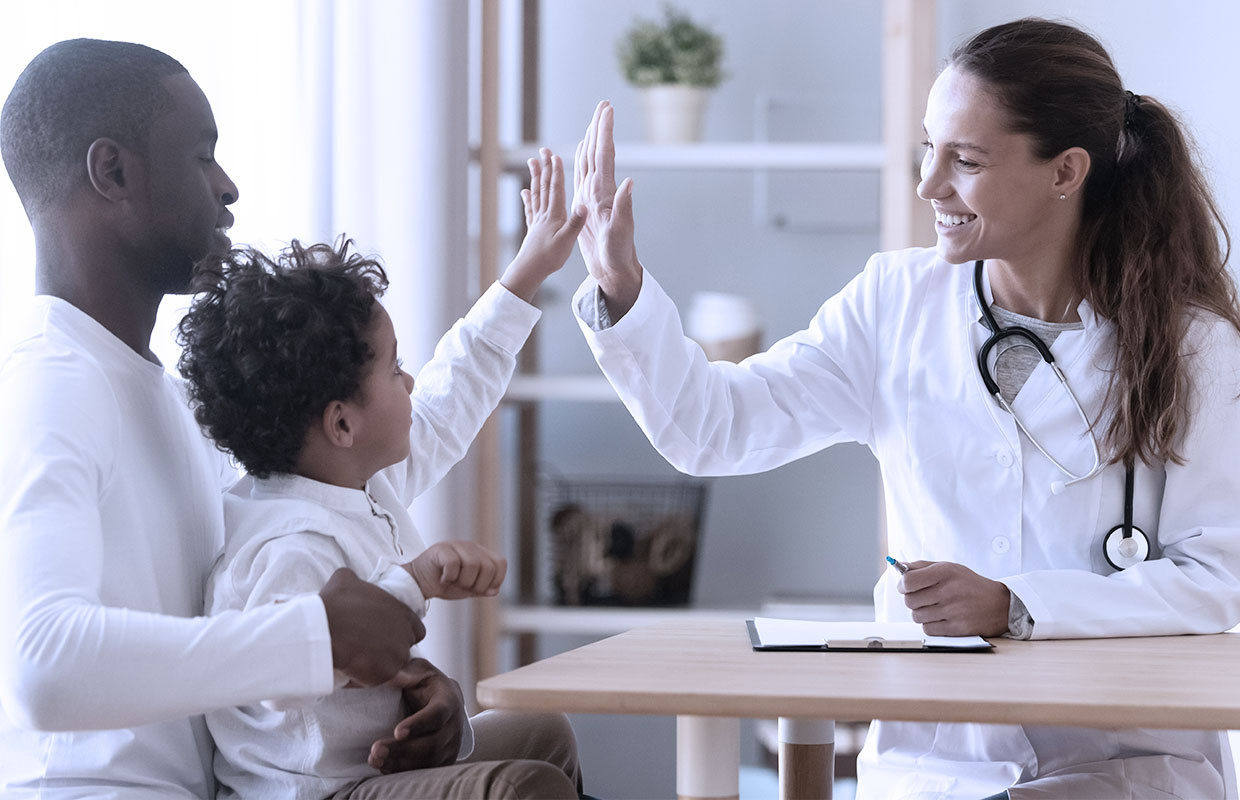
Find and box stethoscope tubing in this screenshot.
[971,260,1149,569]
[973,261,1103,485]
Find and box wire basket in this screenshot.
[545,477,707,607]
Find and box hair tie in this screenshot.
[1123,90,1142,128]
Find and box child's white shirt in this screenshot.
[205,282,540,800]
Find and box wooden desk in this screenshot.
[476,619,1240,800]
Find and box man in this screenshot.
[0,39,426,798]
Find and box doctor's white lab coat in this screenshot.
[573,247,1240,800]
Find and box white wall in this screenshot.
[0,0,309,358]
[942,0,1240,240]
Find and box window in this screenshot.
[0,0,310,363]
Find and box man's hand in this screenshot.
[573,100,641,321]
[406,540,507,600]
[368,658,467,774]
[501,147,587,303]
[898,561,1011,638]
[319,568,425,686]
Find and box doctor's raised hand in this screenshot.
[573,100,641,321]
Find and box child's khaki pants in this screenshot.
[331,709,580,800]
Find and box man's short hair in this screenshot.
[177,238,391,479]
[0,38,187,216]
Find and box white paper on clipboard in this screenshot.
[750,617,991,651]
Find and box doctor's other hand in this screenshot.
[573,100,642,321]
[406,541,508,600]
[897,561,1011,638]
[369,658,466,773]
[320,568,427,687]
[501,147,586,304]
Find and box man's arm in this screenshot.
[0,354,420,730]
[320,568,426,687]
[217,529,429,689]
[367,658,471,773]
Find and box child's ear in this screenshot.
[321,401,355,448]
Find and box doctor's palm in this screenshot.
[574,100,641,318]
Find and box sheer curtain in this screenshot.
[0,0,474,677]
[294,0,475,686]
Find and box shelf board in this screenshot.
[487,141,885,172]
[504,374,619,403]
[499,600,875,636]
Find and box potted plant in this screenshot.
[617,5,725,143]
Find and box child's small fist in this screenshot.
[406,541,508,600]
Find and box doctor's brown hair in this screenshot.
[949,18,1240,467]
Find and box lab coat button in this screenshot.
[995,450,1014,467]
[992,536,1011,554]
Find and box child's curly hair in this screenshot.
[177,237,390,479]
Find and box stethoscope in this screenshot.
[973,260,1150,570]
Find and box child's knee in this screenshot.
[525,712,576,751]
[491,759,577,800]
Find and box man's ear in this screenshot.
[321,401,355,448]
[1051,146,1091,200]
[85,138,131,200]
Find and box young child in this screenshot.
[178,149,585,799]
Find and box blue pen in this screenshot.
[886,555,910,575]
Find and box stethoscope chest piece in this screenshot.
[1102,459,1151,571]
[1102,523,1150,570]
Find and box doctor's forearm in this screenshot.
[598,271,641,323]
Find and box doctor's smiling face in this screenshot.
[917,66,1072,268]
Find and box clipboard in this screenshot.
[746,617,993,652]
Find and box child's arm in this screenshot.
[499,148,586,302]
[382,148,583,504]
[404,541,507,601]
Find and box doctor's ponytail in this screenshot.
[950,18,1240,467]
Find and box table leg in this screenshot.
[676,715,740,800]
[778,718,834,800]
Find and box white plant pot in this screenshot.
[639,85,711,143]
[685,292,762,363]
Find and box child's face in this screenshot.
[348,303,414,475]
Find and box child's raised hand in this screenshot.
[405,541,508,600]
[499,147,586,303]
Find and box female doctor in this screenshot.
[570,18,1240,800]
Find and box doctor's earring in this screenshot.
[1059,193,1067,200]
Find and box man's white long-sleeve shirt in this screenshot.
[0,297,334,799]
